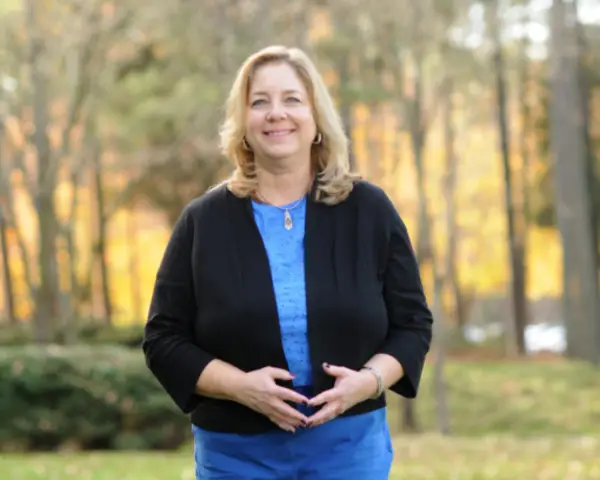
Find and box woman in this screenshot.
[142,45,433,479]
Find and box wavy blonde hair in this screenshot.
[219,45,360,205]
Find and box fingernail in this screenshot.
[323,363,330,368]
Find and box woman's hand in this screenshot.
[234,367,310,433]
[306,363,378,428]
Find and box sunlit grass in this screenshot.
[1,435,599,479]
[1,359,599,478]
[387,358,600,436]
[390,435,600,479]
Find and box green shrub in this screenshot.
[0,345,190,452]
[77,323,145,348]
[0,322,145,349]
[0,323,32,346]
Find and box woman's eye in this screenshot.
[251,99,265,107]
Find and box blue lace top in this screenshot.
[251,195,312,386]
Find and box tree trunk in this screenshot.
[330,11,356,171]
[443,83,462,332]
[432,272,450,434]
[92,139,112,325]
[549,0,600,364]
[34,195,60,341]
[66,176,80,320]
[60,167,82,344]
[431,76,459,436]
[338,52,356,171]
[491,0,527,356]
[518,2,533,340]
[573,0,599,271]
[401,399,418,432]
[26,0,61,342]
[403,46,430,435]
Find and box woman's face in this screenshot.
[245,62,317,165]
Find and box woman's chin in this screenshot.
[262,145,300,161]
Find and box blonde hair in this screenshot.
[219,45,360,205]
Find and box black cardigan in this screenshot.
[142,180,433,433]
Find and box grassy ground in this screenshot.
[386,357,600,436]
[2,358,599,479]
[1,435,599,479]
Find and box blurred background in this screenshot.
[0,0,599,478]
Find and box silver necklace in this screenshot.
[256,193,305,230]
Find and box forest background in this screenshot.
[0,0,599,478]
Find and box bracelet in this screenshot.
[361,365,384,399]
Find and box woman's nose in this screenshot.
[266,102,288,120]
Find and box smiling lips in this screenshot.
[264,129,295,137]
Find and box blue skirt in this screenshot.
[192,387,393,479]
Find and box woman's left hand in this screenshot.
[306,362,378,428]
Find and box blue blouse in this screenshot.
[253,196,313,387]
[192,196,393,479]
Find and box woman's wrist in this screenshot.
[358,367,381,399]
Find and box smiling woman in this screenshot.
[221,45,357,208]
[142,45,434,480]
[246,63,316,164]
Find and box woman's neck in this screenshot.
[255,164,313,206]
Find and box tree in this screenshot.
[549,0,600,363]
[488,0,528,356]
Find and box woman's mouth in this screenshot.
[264,129,295,137]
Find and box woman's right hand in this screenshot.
[234,367,310,433]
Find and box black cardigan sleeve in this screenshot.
[142,206,215,414]
[378,194,433,398]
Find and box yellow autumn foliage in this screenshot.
[0,5,562,325]
[0,95,563,326]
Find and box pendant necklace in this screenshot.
[256,192,305,231]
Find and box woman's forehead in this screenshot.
[249,63,307,95]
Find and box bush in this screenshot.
[0,322,145,349]
[0,345,190,452]
[77,323,145,348]
[0,323,32,346]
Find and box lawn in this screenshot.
[386,357,600,436]
[2,358,599,479]
[1,435,599,479]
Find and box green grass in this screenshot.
[1,435,599,479]
[2,358,599,478]
[386,358,600,436]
